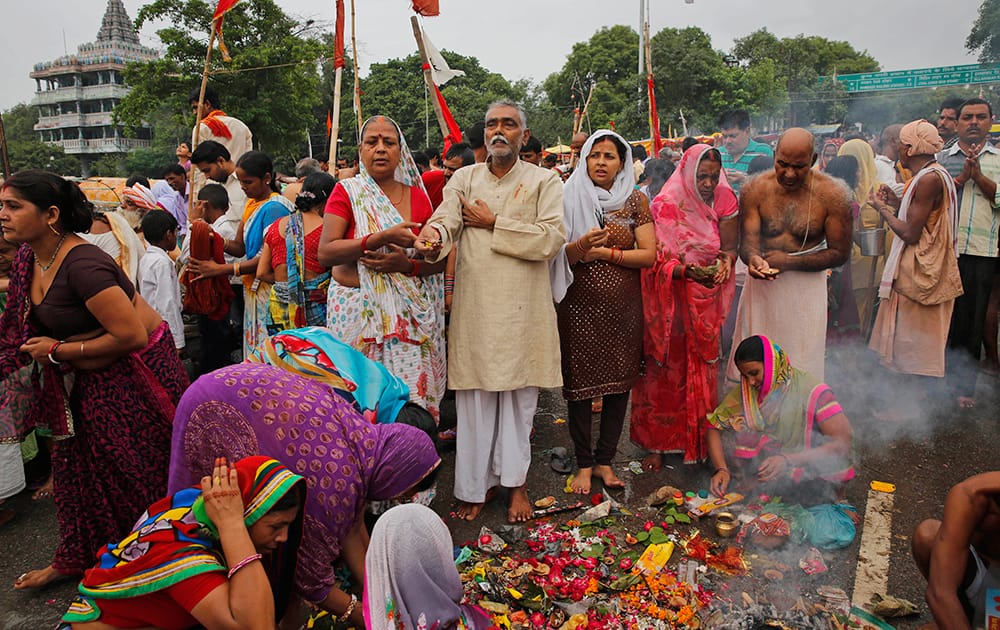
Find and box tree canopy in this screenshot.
[117,0,326,165]
[967,0,1000,63]
[2,104,81,175]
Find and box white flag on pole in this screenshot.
[422,28,465,86]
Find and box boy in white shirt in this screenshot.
[138,211,185,352]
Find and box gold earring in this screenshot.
[49,223,60,236]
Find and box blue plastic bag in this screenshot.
[804,503,857,549]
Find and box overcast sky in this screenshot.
[0,0,986,113]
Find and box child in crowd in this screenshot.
[138,211,185,352]
[180,184,241,373]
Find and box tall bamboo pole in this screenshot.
[411,17,451,143]
[328,66,343,166]
[350,0,362,139]
[188,20,218,220]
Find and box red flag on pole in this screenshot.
[423,65,462,151]
[212,0,242,61]
[333,0,345,69]
[647,77,663,155]
[412,0,440,16]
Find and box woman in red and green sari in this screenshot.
[63,456,304,630]
[706,335,854,502]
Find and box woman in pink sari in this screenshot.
[631,144,739,470]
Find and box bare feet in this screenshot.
[571,468,592,494]
[507,485,533,523]
[591,398,603,413]
[13,564,75,590]
[958,396,976,408]
[642,452,662,472]
[455,487,498,521]
[32,475,53,500]
[594,464,625,489]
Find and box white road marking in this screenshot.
[852,486,895,607]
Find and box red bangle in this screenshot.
[47,340,62,356]
[407,259,420,277]
[360,234,371,252]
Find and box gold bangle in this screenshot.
[233,262,240,276]
[80,342,85,356]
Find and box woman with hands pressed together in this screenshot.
[63,456,304,630]
[631,145,738,473]
[0,171,188,590]
[550,130,656,495]
[187,151,294,358]
[319,116,446,421]
[706,335,854,502]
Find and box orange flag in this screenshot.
[212,0,242,61]
[412,0,439,16]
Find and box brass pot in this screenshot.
[715,512,740,538]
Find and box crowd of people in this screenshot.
[0,86,997,629]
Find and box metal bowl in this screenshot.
[715,511,740,538]
[858,227,886,257]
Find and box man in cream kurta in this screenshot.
[417,102,565,523]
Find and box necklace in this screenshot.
[387,183,405,205]
[798,180,814,252]
[36,231,68,272]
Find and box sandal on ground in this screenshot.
[550,447,572,474]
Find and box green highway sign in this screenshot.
[820,64,1000,93]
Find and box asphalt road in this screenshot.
[1,339,997,629]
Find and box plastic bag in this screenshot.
[803,503,857,550]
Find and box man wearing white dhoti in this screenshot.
[416,101,565,523]
[729,128,853,382]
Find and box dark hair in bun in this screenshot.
[294,172,336,212]
[2,170,93,233]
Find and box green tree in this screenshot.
[118,0,326,165]
[359,51,524,151]
[649,26,735,133]
[967,0,1000,63]
[731,28,879,126]
[3,104,82,175]
[542,25,643,141]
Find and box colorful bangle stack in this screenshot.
[444,274,455,295]
[47,340,64,365]
[360,234,371,252]
[406,259,421,277]
[227,553,262,579]
[610,248,624,265]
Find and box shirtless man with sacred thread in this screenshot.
[728,127,852,381]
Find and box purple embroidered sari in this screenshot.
[167,363,440,603]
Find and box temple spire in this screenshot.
[96,0,140,45]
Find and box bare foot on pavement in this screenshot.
[594,464,625,489]
[13,564,75,590]
[508,485,533,523]
[455,487,497,521]
[32,475,53,500]
[571,468,592,494]
[957,396,976,408]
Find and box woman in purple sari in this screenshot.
[166,363,440,628]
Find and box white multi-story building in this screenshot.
[30,0,158,174]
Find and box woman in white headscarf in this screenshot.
[364,504,492,630]
[550,130,656,495]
